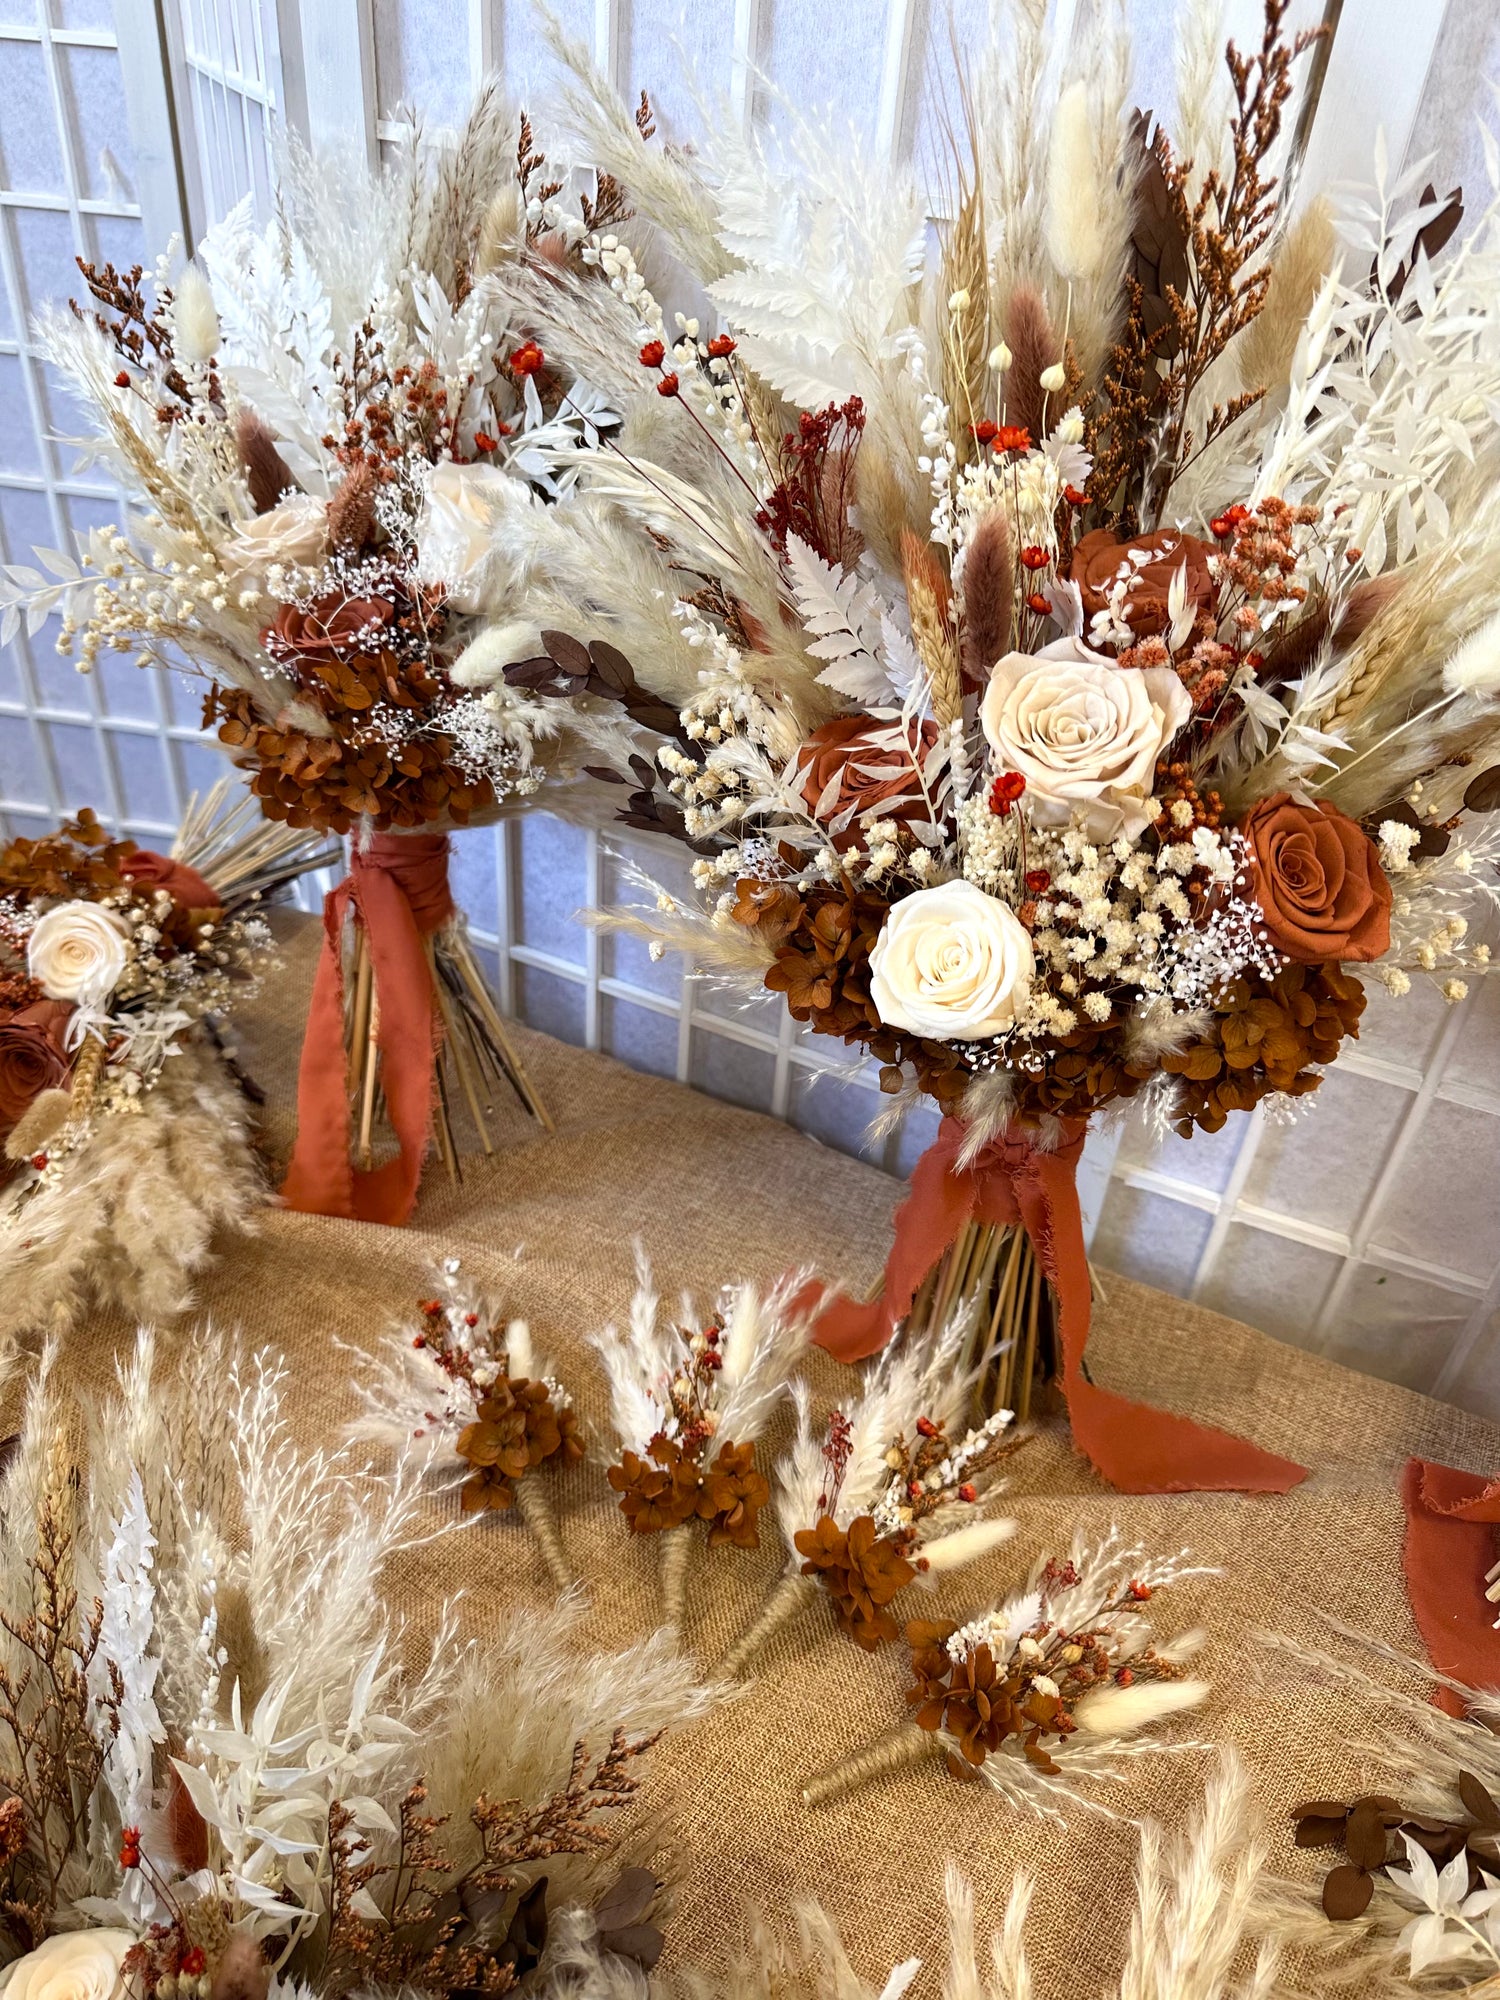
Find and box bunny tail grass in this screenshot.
[801,1724,939,1807]
[719,1572,821,1679]
[515,1476,573,1590]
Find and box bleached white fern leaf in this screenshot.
[785,533,891,702]
[89,1468,166,1830]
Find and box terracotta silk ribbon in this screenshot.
[280,832,454,1226]
[1401,1458,1500,1716]
[813,1115,1308,1495]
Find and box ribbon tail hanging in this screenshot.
[280,834,452,1227]
[1401,1457,1500,1716]
[814,1119,1307,1497]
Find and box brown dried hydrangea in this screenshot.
[1163,961,1366,1135]
[905,1618,1070,1773]
[607,1433,769,1549]
[794,1514,916,1649]
[455,1376,583,1514]
[204,583,493,835]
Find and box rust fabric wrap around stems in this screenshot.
[1401,1458,1500,1716]
[280,832,454,1226]
[812,1116,1308,1495]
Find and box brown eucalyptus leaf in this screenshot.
[540,630,591,674]
[1295,1815,1350,1849]
[588,640,636,694]
[1461,1770,1500,1828]
[1345,1801,1390,1870]
[597,1923,664,1970]
[1322,1865,1375,1921]
[593,1866,659,1931]
[582,765,628,784]
[1464,767,1500,813]
[1292,1798,1354,1820]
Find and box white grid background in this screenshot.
[2,0,1499,1414]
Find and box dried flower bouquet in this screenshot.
[474,1,1500,1493]
[21,99,706,1224]
[0,1326,708,2000]
[352,1256,585,1586]
[0,784,327,1331]
[719,1309,1022,1677]
[594,1259,815,1632]
[802,1532,1212,1815]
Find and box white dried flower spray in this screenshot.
[171,262,219,364]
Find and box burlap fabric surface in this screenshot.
[41,913,1500,1994]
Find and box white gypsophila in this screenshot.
[981,639,1192,842]
[27,900,132,1004]
[0,1931,136,2000]
[870,879,1034,1042]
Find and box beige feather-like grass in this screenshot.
[1236,197,1337,396]
[942,183,993,462]
[903,530,962,727]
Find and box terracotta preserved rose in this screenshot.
[267,592,394,667]
[1071,528,1217,636]
[119,849,220,911]
[796,714,940,850]
[1239,793,1392,963]
[0,1001,71,1131]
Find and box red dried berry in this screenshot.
[1128,1580,1152,1601]
[1062,483,1088,507]
[989,770,1027,815]
[707,334,736,358]
[970,419,998,444]
[1026,591,1052,615]
[30,1153,48,1171]
[1020,545,1050,571]
[638,340,666,368]
[508,340,545,378]
[656,372,680,398]
[958,1482,978,1503]
[412,1335,426,1350]
[473,430,498,452]
[1209,516,1233,540]
[113,371,131,389]
[1024,868,1051,894]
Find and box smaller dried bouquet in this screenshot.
[0,783,329,1330]
[352,1256,584,1586]
[720,1312,1023,1677]
[804,1532,1213,1813]
[594,1258,815,1632]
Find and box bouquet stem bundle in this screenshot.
[342,916,552,1181]
[660,1523,694,1630]
[909,1221,1052,1422]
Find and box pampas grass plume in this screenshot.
[1442,608,1500,696]
[172,263,219,364]
[1072,1677,1209,1736]
[1044,81,1106,281]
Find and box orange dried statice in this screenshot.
[455,1375,583,1514]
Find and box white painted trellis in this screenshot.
[0,0,1497,1410]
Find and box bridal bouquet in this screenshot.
[495,0,1500,1492]
[16,95,696,1222]
[0,786,325,1330]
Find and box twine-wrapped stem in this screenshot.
[719,1571,820,1679]
[515,1476,572,1590]
[801,1723,940,1807]
[660,1524,694,1630]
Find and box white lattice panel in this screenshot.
[2,0,1497,1413]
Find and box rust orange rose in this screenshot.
[1240,793,1392,963]
[120,849,220,911]
[267,591,393,665]
[796,714,939,851]
[1071,528,1217,636]
[0,1000,71,1131]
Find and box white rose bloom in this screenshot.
[0,1930,135,2000]
[980,637,1192,840]
[220,493,327,592]
[870,880,1034,1042]
[416,461,535,614]
[27,901,132,1004]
